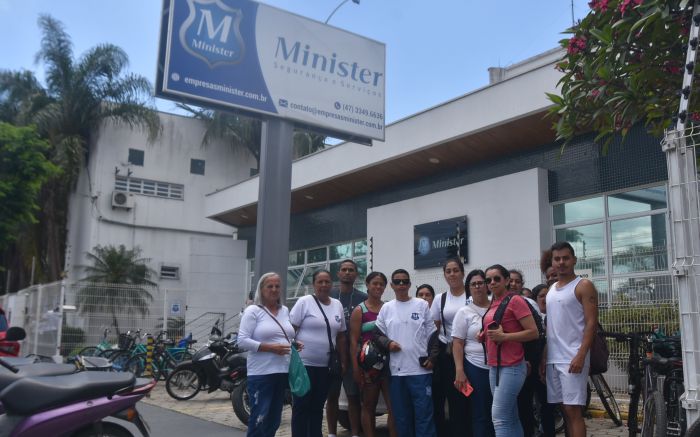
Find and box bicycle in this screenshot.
[124,331,192,380]
[603,330,686,437]
[76,327,113,357]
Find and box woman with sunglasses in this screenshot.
[428,257,471,437]
[349,272,396,437]
[289,269,348,437]
[479,264,538,437]
[452,269,495,437]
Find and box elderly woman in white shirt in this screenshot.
[238,272,296,437]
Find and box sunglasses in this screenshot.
[392,278,411,285]
[485,276,503,285]
[469,281,485,288]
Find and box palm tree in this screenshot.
[0,15,161,286]
[76,245,156,334]
[177,104,327,168]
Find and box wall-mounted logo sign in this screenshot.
[157,0,386,142]
[413,216,468,270]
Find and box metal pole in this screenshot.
[54,280,66,361]
[30,257,36,286]
[162,288,168,338]
[33,284,42,355]
[253,118,294,301]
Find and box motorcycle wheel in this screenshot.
[166,364,202,401]
[72,422,131,437]
[231,379,250,425]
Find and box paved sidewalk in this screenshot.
[142,384,628,436]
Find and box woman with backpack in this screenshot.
[479,264,539,437]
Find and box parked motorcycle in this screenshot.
[0,327,156,436]
[165,323,246,402]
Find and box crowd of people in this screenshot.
[236,241,599,437]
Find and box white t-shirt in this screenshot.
[451,303,489,370]
[237,305,295,376]
[430,291,470,344]
[375,297,435,376]
[289,295,346,367]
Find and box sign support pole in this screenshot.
[253,118,294,301]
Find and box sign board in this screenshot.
[574,268,594,280]
[170,301,183,316]
[157,0,386,141]
[414,216,468,270]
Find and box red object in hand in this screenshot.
[458,382,473,397]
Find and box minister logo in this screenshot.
[179,0,245,68]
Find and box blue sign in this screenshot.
[413,216,468,270]
[157,0,386,141]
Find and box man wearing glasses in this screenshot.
[375,269,437,437]
[327,259,366,437]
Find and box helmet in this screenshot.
[358,340,386,372]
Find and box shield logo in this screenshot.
[417,236,430,256]
[411,313,419,320]
[179,0,246,68]
[335,315,342,323]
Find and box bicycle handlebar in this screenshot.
[601,331,655,342]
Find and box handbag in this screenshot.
[312,296,343,377]
[589,322,609,375]
[258,305,310,396]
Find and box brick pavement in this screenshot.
[142,384,628,436]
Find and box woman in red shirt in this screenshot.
[480,264,538,437]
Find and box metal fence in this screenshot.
[0,281,239,359]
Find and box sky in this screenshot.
[0,0,591,124]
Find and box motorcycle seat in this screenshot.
[0,363,77,390]
[0,371,135,415]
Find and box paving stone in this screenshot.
[143,384,628,436]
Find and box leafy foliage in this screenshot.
[548,0,693,149]
[77,244,155,334]
[0,15,161,285]
[0,123,58,252]
[177,104,327,166]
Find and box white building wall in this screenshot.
[65,112,256,326]
[367,168,552,300]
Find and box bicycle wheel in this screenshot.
[641,390,666,437]
[77,346,99,357]
[124,353,147,377]
[109,351,132,372]
[165,364,202,400]
[171,350,192,363]
[591,374,623,426]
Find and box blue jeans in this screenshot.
[489,361,527,437]
[389,374,436,437]
[292,366,330,437]
[247,373,287,437]
[465,359,495,437]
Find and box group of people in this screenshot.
[236,241,599,437]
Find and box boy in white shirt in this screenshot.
[375,269,437,437]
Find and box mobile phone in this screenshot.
[488,321,499,330]
[419,356,430,367]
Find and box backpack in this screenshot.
[490,293,546,385]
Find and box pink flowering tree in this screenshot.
[548,0,694,148]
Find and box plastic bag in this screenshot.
[289,344,310,397]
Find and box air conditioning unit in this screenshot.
[111,191,134,210]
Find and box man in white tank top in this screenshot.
[540,242,599,437]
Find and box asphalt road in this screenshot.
[125,403,245,437]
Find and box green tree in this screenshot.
[76,244,155,334]
[547,0,692,148]
[0,123,57,252]
[178,104,327,167]
[0,15,161,285]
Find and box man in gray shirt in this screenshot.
[326,259,366,437]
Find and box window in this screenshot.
[160,265,180,280]
[128,148,144,166]
[190,159,205,175]
[247,238,369,305]
[553,185,669,304]
[115,176,184,200]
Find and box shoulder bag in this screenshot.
[312,296,343,377]
[258,305,310,396]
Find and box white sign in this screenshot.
[575,268,594,280]
[170,301,183,316]
[157,0,386,141]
